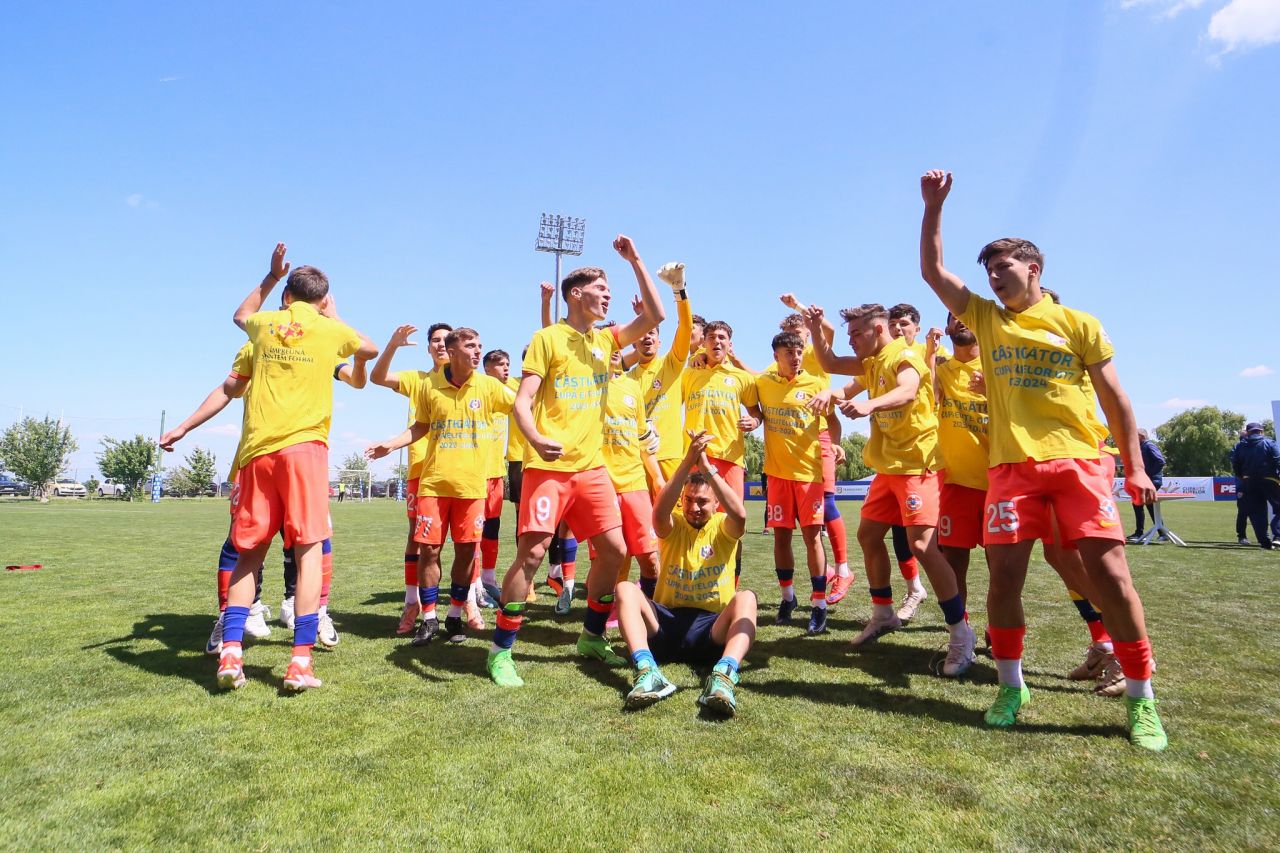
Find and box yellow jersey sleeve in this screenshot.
[231,343,253,381]
[934,356,990,490]
[521,322,620,472]
[756,371,828,483]
[860,338,940,475]
[653,514,739,612]
[601,374,649,494]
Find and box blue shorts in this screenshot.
[648,602,723,664]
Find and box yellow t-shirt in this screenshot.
[628,300,692,463]
[756,369,829,483]
[238,302,361,468]
[934,355,990,490]
[413,370,516,499]
[504,376,528,464]
[484,374,514,480]
[653,513,740,613]
[227,344,253,481]
[601,373,648,494]
[907,340,950,415]
[959,294,1114,465]
[860,337,939,475]
[681,361,758,466]
[397,369,435,481]
[521,321,620,472]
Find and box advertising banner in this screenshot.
[747,479,874,500]
[1110,477,1217,501]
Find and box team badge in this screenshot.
[474,515,485,531]
[469,399,481,410]
[1099,499,1116,520]
[624,395,635,407]
[905,493,923,512]
[269,321,305,342]
[592,347,604,361]
[877,377,886,387]
[795,391,808,402]
[723,376,736,387]
[700,545,714,559]
[652,379,662,390]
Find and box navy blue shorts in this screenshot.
[648,603,723,664]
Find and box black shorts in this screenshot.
[648,602,723,664]
[507,461,523,505]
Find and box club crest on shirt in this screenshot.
[592,348,604,361]
[723,377,736,387]
[652,378,662,390]
[700,545,714,559]
[877,377,887,387]
[1044,331,1066,347]
[269,321,305,342]
[624,395,636,407]
[469,399,482,410]
[794,391,809,402]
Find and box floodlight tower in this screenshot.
[534,214,585,322]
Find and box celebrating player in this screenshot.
[628,261,694,484]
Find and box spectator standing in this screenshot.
[1232,423,1280,551]
[1127,429,1165,542]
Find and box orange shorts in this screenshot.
[766,476,825,529]
[705,457,745,507]
[414,495,485,546]
[984,457,1125,546]
[231,441,331,550]
[819,430,836,494]
[618,490,659,557]
[485,477,503,520]
[939,481,986,550]
[405,477,420,519]
[860,472,941,528]
[518,466,621,540]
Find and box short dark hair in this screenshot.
[427,323,453,340]
[779,313,805,332]
[703,320,733,339]
[561,266,606,302]
[691,314,707,330]
[978,237,1044,273]
[1041,287,1061,304]
[284,266,329,304]
[687,471,711,489]
[888,303,919,324]
[772,331,804,351]
[839,303,889,326]
[444,327,478,349]
[483,349,509,367]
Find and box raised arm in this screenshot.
[613,236,666,348]
[925,327,943,405]
[234,243,290,330]
[160,374,249,451]
[781,293,834,347]
[366,420,431,460]
[805,306,864,376]
[659,264,694,363]
[919,170,971,318]
[370,324,416,390]
[338,353,371,389]
[1087,359,1154,506]
[540,281,554,329]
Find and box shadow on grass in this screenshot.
[86,612,241,694]
[359,591,405,606]
[333,609,404,640]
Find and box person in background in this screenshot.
[1126,429,1164,542]
[1232,422,1280,551]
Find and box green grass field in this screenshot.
[2,498,1278,850]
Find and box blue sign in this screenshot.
[150,473,163,503]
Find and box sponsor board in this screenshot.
[1110,476,1223,502]
[747,479,874,500]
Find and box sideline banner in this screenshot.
[747,479,873,500]
[1110,477,1219,502]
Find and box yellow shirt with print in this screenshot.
[907,339,950,416]
[413,370,516,499]
[397,369,436,481]
[238,302,361,468]
[521,321,620,473]
[860,337,939,475]
[935,355,989,490]
[504,376,529,464]
[484,375,516,481]
[601,373,648,494]
[756,369,829,483]
[653,513,740,613]
[959,294,1114,466]
[681,361,758,466]
[628,299,692,462]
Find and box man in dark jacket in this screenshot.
[1232,423,1280,551]
[1127,430,1166,542]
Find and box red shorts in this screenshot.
[231,441,331,550]
[860,472,941,528]
[618,490,659,557]
[414,495,485,546]
[485,477,503,520]
[984,457,1125,546]
[705,457,745,507]
[938,482,986,549]
[766,476,825,529]
[518,466,621,540]
[819,430,836,494]
[405,477,420,519]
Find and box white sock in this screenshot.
[447,603,463,618]
[318,605,328,618]
[836,563,851,578]
[548,563,563,580]
[1094,639,1114,653]
[995,658,1024,687]
[467,584,480,605]
[290,654,310,667]
[781,586,796,602]
[489,642,504,655]
[1125,677,1154,699]
[564,579,576,596]
[812,597,828,610]
[872,603,895,620]
[948,619,970,638]
[482,568,497,587]
[909,579,926,595]
[223,643,242,658]
[404,585,418,606]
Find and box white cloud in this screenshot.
[1160,397,1210,408]
[1208,0,1280,52]
[125,193,142,207]
[1122,0,1210,17]
[204,424,240,437]
[1240,364,1275,378]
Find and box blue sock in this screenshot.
[631,649,657,671]
[938,594,966,626]
[1072,596,1102,623]
[823,493,840,520]
[293,612,319,647]
[562,537,578,565]
[811,574,828,595]
[217,538,238,571]
[418,586,439,609]
[716,656,740,675]
[449,583,469,606]
[222,605,250,644]
[639,576,656,598]
[492,602,524,650]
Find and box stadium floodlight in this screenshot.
[535,213,586,322]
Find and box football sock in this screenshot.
[1069,590,1113,647]
[319,541,332,608]
[418,585,439,619]
[490,602,525,653]
[222,605,250,644]
[715,656,740,676]
[631,648,657,671]
[869,585,893,607]
[293,612,318,651]
[448,583,468,618]
[810,574,828,610]
[583,594,613,636]
[938,594,966,626]
[776,568,796,601]
[639,575,657,598]
[1113,638,1155,698]
[823,495,848,564]
[988,625,1026,687]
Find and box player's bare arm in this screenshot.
[365,420,431,460]
[1088,359,1156,505]
[370,324,416,390]
[658,263,694,362]
[512,372,563,462]
[782,293,835,346]
[540,281,554,329]
[836,377,866,402]
[925,327,943,405]
[701,442,747,538]
[233,243,290,330]
[839,365,919,420]
[805,306,864,375]
[339,352,372,389]
[919,170,971,317]
[160,374,250,451]
[614,235,666,348]
[653,431,713,538]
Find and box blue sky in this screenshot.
[3,1,1278,480]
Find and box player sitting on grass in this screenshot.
[370,322,452,635]
[217,250,377,691]
[366,328,515,646]
[919,169,1166,750]
[614,431,755,716]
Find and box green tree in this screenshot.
[167,447,218,497]
[98,435,158,500]
[743,433,764,481]
[837,434,874,480]
[1156,406,1243,476]
[391,462,410,483]
[339,451,369,489]
[83,477,99,494]
[0,416,77,498]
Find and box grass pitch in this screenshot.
[1,498,1278,850]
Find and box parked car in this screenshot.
[0,475,30,497]
[371,481,389,498]
[98,478,129,497]
[51,478,87,497]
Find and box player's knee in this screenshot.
[733,588,758,615]
[856,524,881,548]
